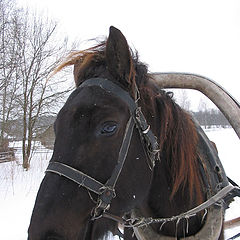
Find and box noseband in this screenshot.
[46,77,160,218]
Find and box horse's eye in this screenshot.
[100,122,117,135]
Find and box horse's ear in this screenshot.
[106,26,132,86]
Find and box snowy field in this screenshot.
[0,128,239,240]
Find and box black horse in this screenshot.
[28,26,230,240]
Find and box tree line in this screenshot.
[1,108,230,151]
[192,109,230,128]
[0,0,71,169]
[173,89,230,128]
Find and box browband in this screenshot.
[80,78,137,113]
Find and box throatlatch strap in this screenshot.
[46,162,104,195]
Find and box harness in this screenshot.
[45,77,240,239]
[46,77,160,218]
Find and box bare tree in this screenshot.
[16,11,71,169]
[197,98,208,128]
[0,0,22,146]
[173,89,191,111]
[0,0,71,169]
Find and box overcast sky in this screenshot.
[18,0,240,108]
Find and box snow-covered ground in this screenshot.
[0,128,239,240]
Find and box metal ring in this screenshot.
[142,125,150,134]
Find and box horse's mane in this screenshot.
[54,41,203,203]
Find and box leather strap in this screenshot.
[124,185,240,228]
[80,78,137,113]
[46,162,104,195]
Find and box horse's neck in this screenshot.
[146,160,203,237]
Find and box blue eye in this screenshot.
[101,122,117,135]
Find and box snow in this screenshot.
[204,128,240,239]
[0,142,50,240]
[0,129,239,240]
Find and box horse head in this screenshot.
[28,27,230,240]
[28,26,154,240]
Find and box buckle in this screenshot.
[91,198,110,220]
[91,187,116,220]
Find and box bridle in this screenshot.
[46,77,160,219]
[45,77,240,239]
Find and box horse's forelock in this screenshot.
[52,42,106,85]
[52,41,139,91]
